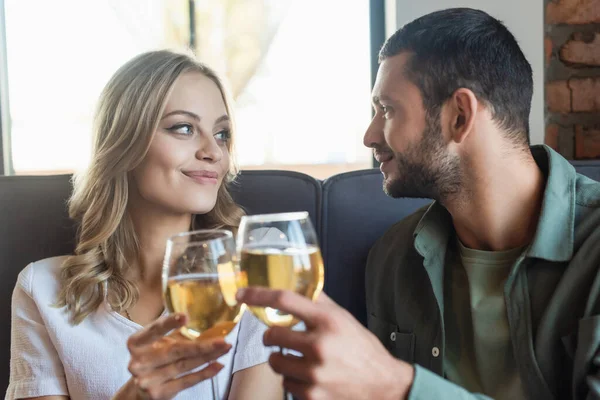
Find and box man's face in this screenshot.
[363,53,460,200]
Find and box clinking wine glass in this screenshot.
[163,229,246,400]
[237,212,325,399]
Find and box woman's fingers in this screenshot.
[129,336,229,375]
[127,313,236,399]
[143,363,225,400]
[136,342,232,388]
[127,313,187,350]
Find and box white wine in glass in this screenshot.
[240,245,323,327]
[237,212,324,327]
[163,229,246,399]
[238,213,324,400]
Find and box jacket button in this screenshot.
[390,332,397,341]
[432,347,440,357]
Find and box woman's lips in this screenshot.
[182,170,218,185]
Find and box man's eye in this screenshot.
[381,106,392,119]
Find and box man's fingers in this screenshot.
[282,377,315,400]
[237,288,324,327]
[127,313,187,349]
[263,327,312,355]
[269,351,315,383]
[315,291,336,306]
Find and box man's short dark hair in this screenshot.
[380,8,533,145]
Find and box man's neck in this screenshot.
[443,148,546,252]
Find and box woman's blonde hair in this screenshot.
[57,50,245,324]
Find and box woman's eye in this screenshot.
[214,129,231,144]
[168,124,194,135]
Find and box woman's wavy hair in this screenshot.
[57,50,245,324]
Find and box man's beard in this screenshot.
[383,116,462,201]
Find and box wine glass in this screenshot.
[163,229,246,400]
[237,212,324,399]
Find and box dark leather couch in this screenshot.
[1,161,599,393]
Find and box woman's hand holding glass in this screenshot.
[116,229,247,400]
[161,229,247,399]
[121,313,231,400]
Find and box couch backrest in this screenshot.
[0,170,321,393]
[0,160,599,393]
[321,169,430,326]
[230,170,321,230]
[572,160,600,182]
[0,175,76,392]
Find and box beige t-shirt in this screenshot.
[444,240,527,399]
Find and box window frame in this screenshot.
[0,0,12,175]
[369,0,385,168]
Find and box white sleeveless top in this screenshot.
[6,256,272,400]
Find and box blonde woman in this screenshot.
[7,50,283,400]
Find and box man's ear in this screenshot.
[445,88,478,144]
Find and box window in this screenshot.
[2,1,372,178]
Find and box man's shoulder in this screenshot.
[575,172,600,209]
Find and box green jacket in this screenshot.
[366,145,600,399]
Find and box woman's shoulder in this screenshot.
[17,255,70,297]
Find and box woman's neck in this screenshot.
[127,203,193,287]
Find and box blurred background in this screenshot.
[1,0,595,178]
[0,0,373,178]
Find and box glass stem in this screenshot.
[211,374,219,400]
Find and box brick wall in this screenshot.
[545,0,600,159]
